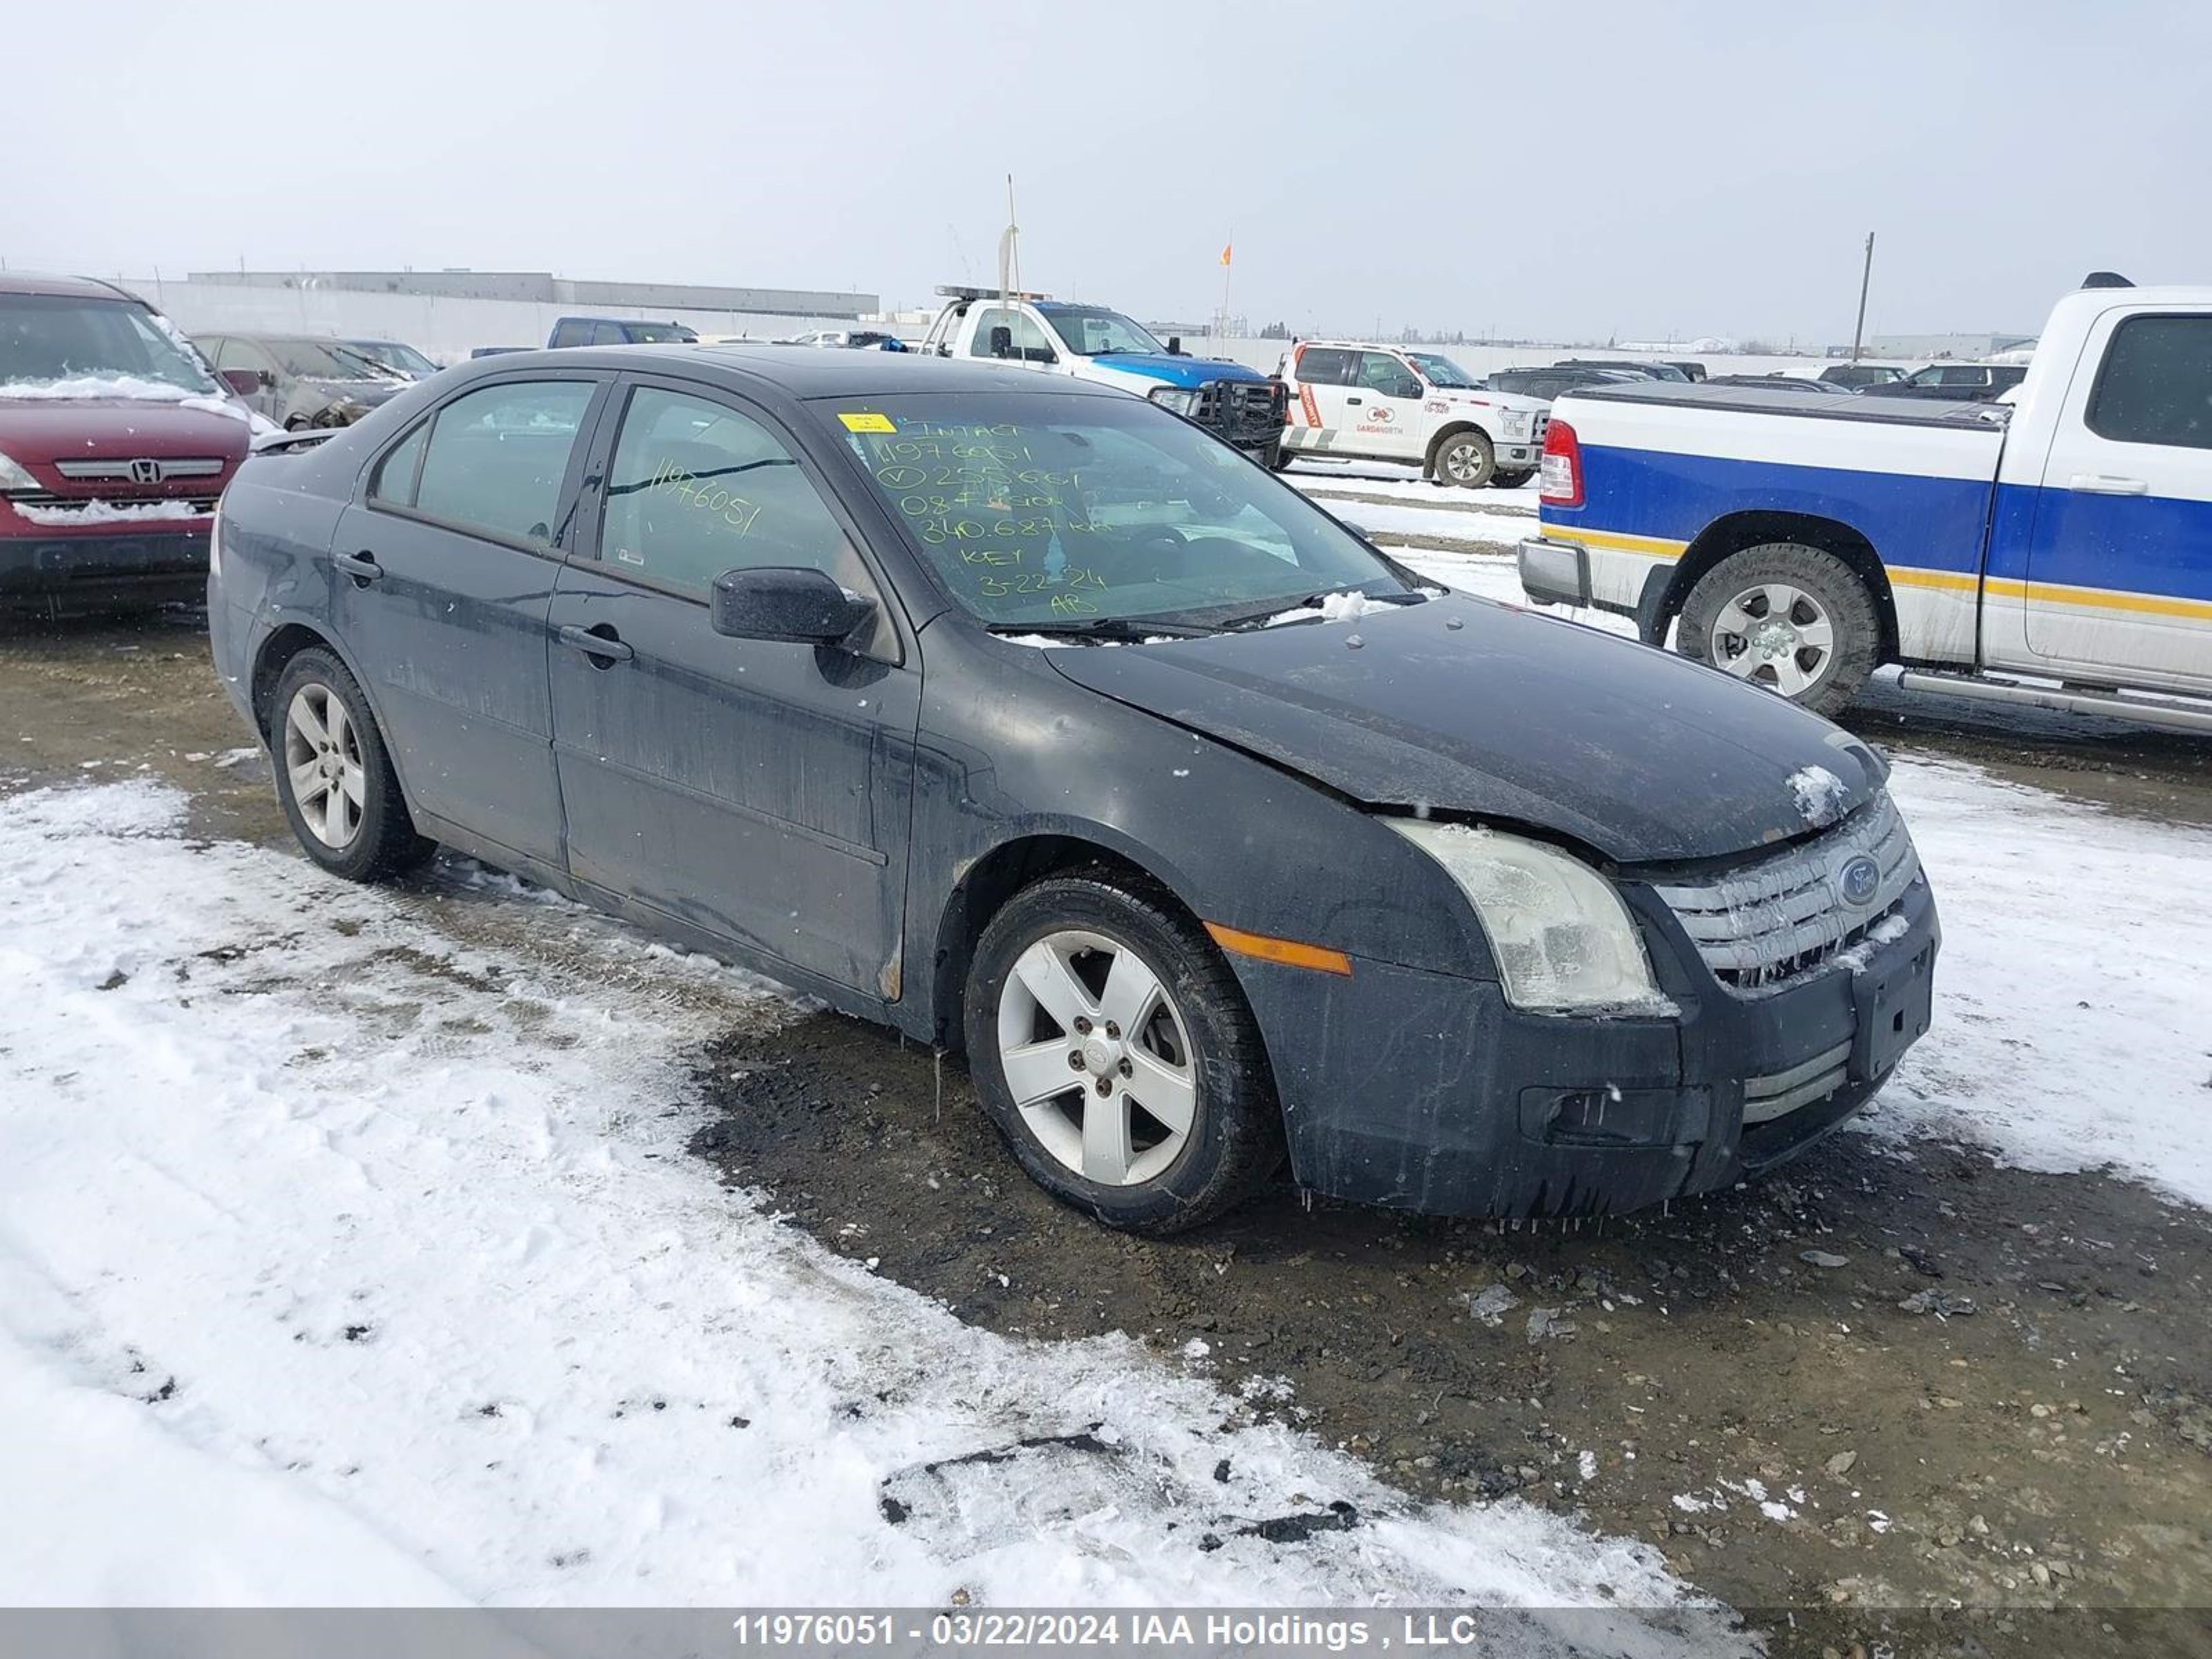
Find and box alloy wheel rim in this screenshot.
[995,928,1198,1188]
[283,683,366,848]
[1445,442,1481,481]
[1710,581,1835,697]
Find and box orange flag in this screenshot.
[1220,243,1233,267]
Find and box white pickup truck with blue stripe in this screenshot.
[1517,279,2212,731]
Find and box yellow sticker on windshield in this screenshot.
[839,411,897,433]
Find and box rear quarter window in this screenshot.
[1293,347,1354,386]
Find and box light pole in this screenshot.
[1850,232,1876,362]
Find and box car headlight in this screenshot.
[1147,385,1200,416]
[0,449,38,492]
[1383,818,1667,1014]
[1499,411,1531,436]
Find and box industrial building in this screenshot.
[1868,330,2036,360]
[186,269,877,321]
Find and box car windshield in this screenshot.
[823,391,1419,630]
[0,293,217,393]
[1039,307,1166,357]
[261,339,391,380]
[348,340,437,375]
[1405,353,1483,389]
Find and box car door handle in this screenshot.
[1344,395,1363,406]
[2068,473,2148,495]
[333,550,383,583]
[556,624,633,664]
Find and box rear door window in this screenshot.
[1293,346,1354,386]
[2087,315,2212,450]
[409,379,596,545]
[967,308,1055,362]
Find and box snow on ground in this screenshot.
[1873,758,2212,1208]
[1284,458,1543,503]
[1400,542,2212,1209]
[0,781,1731,1647]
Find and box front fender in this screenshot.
[903,620,1497,1041]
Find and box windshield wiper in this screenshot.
[1212,589,1425,632]
[992,616,1213,642]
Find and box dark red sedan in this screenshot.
[0,272,260,613]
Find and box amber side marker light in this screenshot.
[1203,921,1353,977]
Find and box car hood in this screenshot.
[0,397,253,465]
[1042,594,1886,865]
[1084,353,1268,389]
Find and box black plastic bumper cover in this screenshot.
[1236,879,1940,1218]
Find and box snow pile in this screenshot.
[1785,765,1850,828]
[1262,590,1385,628]
[0,782,1732,1643]
[1868,758,2212,1208]
[10,498,208,527]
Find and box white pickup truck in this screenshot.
[916,287,1287,466]
[1276,339,1551,489]
[1517,277,2212,730]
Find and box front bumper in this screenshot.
[0,525,212,609]
[1494,440,1541,468]
[1187,379,1288,454]
[1518,535,1589,607]
[1237,876,1939,1218]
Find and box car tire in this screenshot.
[269,647,435,881]
[1676,543,1881,715]
[1434,429,1496,488]
[1266,440,1295,473]
[965,870,1283,1235]
[1491,467,1537,490]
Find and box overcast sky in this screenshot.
[9,0,2206,344]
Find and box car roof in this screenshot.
[1291,339,1408,353]
[457,344,1134,401]
[0,270,145,303]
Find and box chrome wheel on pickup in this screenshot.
[1677,543,1881,715]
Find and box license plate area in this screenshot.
[1850,941,1933,1083]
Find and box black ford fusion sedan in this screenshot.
[208,347,1937,1233]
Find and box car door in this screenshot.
[1350,351,1425,459]
[966,306,1058,377]
[332,372,608,868]
[545,375,921,995]
[2012,310,2212,691]
[1286,346,1355,450]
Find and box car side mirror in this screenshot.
[710,566,874,648]
[220,368,262,398]
[1166,335,1182,355]
[988,324,1013,359]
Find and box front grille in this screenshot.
[1193,378,1288,442]
[53,458,227,482]
[1651,792,1921,992]
[3,491,221,515]
[1532,411,1551,444]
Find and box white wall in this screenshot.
[116,278,855,362]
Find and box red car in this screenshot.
[0,272,261,613]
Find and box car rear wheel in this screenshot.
[270,648,434,881]
[1676,543,1880,715]
[1491,467,1537,489]
[965,872,1282,1235]
[1434,429,1496,488]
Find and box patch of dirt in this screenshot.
[689,1012,2212,1638]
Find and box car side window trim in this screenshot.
[359,372,612,559]
[572,371,912,665]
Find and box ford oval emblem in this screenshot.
[1837,854,1882,908]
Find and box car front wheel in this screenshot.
[1434,429,1496,488]
[965,872,1282,1234]
[1491,467,1537,489]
